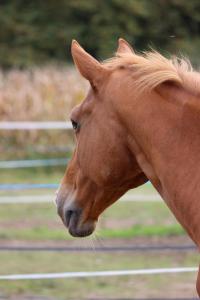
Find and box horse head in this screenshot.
[56,39,148,237]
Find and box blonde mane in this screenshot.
[104,50,200,96]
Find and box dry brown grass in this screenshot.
[0,66,88,121]
[0,66,88,158]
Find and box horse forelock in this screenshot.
[104,50,200,97]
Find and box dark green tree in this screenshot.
[0,0,200,67]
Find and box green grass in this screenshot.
[0,166,66,184]
[100,224,184,238]
[0,224,184,241]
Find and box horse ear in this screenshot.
[116,38,134,55]
[71,40,106,89]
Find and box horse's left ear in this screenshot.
[71,40,107,89]
[116,38,135,55]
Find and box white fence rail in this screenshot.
[0,267,197,281]
[0,122,72,130]
[0,194,161,204]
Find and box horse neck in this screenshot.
[126,85,200,247]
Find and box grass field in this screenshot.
[0,166,198,299]
[0,251,198,299]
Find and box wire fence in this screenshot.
[89,299,199,300]
[0,183,58,190]
[0,158,69,169]
[0,245,197,252]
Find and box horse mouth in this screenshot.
[64,209,96,237]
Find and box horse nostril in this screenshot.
[65,210,74,228]
[64,207,82,230]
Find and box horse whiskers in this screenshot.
[88,234,97,251]
[83,232,102,252]
[93,231,105,248]
[77,234,96,251]
[83,236,92,249]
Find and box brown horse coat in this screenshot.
[56,39,200,296]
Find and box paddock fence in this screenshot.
[0,121,198,296]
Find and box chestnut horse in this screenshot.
[56,39,200,295]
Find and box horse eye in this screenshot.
[71,119,79,131]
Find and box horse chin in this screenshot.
[68,222,96,237]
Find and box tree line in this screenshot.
[0,0,200,68]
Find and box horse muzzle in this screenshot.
[56,200,96,237]
[56,186,96,237]
[64,207,96,237]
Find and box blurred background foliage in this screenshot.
[1,0,200,68]
[1,0,200,158]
